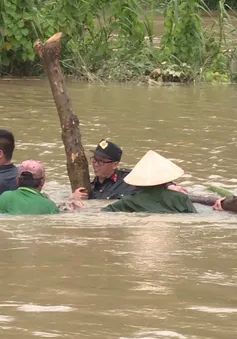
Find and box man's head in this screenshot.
[90,139,122,179]
[0,130,15,165]
[17,160,46,191]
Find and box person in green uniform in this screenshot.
[102,150,196,214]
[0,160,59,215]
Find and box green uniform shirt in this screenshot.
[102,185,197,214]
[0,187,59,215]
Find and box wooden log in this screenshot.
[34,32,90,193]
[189,194,237,213]
[189,195,217,206]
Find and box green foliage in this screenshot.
[0,0,40,74]
[54,0,156,77]
[161,62,194,81]
[160,0,204,66]
[0,0,237,82]
[96,42,160,81]
[204,0,237,10]
[201,0,237,83]
[150,62,194,82]
[140,0,237,10]
[158,0,237,83]
[0,0,157,77]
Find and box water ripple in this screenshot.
[17,304,76,313]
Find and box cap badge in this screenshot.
[99,140,108,149]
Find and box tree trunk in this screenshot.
[34,33,90,193]
[189,195,237,213]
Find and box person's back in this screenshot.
[0,159,59,215]
[102,150,197,214]
[0,164,18,195]
[0,130,18,194]
[0,187,59,215]
[103,185,196,213]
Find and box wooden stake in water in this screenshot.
[34,33,90,193]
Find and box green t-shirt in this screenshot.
[0,187,59,215]
[102,185,197,214]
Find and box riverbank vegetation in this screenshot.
[0,0,237,83]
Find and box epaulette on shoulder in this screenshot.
[119,168,132,174]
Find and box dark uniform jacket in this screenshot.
[89,168,137,200]
[0,164,18,195]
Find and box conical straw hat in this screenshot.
[124,150,184,186]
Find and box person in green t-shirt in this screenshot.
[101,150,197,214]
[0,160,83,215]
[0,160,59,215]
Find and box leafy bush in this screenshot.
[0,0,40,74]
[160,0,204,66]
[0,0,237,83]
[0,0,157,77]
[204,0,237,9]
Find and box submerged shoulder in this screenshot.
[44,198,59,213]
[170,190,194,207]
[0,190,16,206]
[116,168,132,179]
[44,196,56,205]
[0,190,16,198]
[12,165,18,173]
[163,188,189,200]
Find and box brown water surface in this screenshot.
[0,79,237,338]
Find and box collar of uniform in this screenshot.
[0,163,15,170]
[18,187,44,197]
[93,170,118,185]
[110,171,118,183]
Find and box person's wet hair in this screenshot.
[0,129,15,161]
[18,172,42,188]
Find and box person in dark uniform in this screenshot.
[71,139,137,200]
[71,139,188,201]
[0,130,18,195]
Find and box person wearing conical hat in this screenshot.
[101,150,196,214]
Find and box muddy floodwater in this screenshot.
[0,79,237,339]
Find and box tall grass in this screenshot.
[204,0,237,10]
[1,0,237,82]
